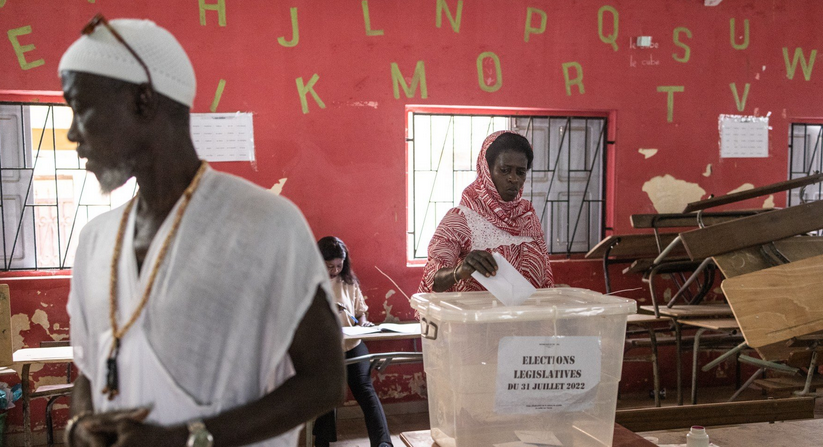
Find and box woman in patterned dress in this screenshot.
[418,131,554,293]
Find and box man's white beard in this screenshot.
[96,165,133,194]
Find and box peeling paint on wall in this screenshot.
[32,309,49,333]
[385,290,396,299]
[11,313,30,351]
[642,175,706,213]
[727,183,754,194]
[269,178,288,195]
[703,164,712,177]
[638,148,658,159]
[763,194,775,208]
[382,298,400,323]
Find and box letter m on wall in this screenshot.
[391,61,428,99]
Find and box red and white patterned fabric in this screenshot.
[418,131,554,293]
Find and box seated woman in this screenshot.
[314,236,393,447]
[418,131,554,293]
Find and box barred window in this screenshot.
[406,108,607,262]
[788,123,823,205]
[0,103,135,270]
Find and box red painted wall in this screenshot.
[1,0,816,437]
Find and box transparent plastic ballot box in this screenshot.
[411,288,636,447]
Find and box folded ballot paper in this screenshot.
[493,430,562,446]
[471,252,536,306]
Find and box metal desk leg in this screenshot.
[675,321,683,405]
[691,328,708,405]
[22,363,31,447]
[647,326,661,407]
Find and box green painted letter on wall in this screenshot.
[296,74,326,114]
[477,52,502,93]
[783,47,817,81]
[391,61,428,99]
[598,5,618,52]
[561,62,584,96]
[7,26,44,70]
[362,1,384,36]
[729,82,750,112]
[199,0,227,26]
[277,7,299,47]
[436,0,463,33]
[210,79,227,112]
[730,18,749,50]
[672,27,692,63]
[657,86,684,122]
[524,7,547,43]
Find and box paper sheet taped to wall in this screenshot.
[191,113,255,162]
[719,114,769,158]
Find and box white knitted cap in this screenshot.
[59,19,196,107]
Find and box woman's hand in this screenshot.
[359,319,374,327]
[456,250,498,280]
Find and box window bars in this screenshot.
[0,103,135,270]
[788,123,823,206]
[407,112,607,260]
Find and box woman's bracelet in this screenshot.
[453,262,462,283]
[65,411,93,446]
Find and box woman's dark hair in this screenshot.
[317,236,359,285]
[485,132,534,170]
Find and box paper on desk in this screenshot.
[377,323,420,334]
[342,326,381,336]
[471,252,536,306]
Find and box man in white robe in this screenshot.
[60,16,345,447]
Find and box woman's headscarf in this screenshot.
[459,130,544,238]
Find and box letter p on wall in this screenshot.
[524,7,547,43]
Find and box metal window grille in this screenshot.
[788,123,823,206]
[0,103,135,270]
[407,112,607,260]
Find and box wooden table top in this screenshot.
[679,318,740,331]
[626,314,672,325]
[639,417,823,446]
[639,304,734,318]
[12,346,73,364]
[400,424,656,447]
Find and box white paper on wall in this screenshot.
[719,114,769,158]
[190,112,255,162]
[495,336,601,414]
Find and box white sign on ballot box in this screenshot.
[495,336,601,414]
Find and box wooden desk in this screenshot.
[639,417,823,446]
[400,425,657,447]
[13,347,74,447]
[638,305,735,405]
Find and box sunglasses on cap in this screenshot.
[81,13,155,97]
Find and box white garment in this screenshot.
[68,168,332,446]
[457,206,534,251]
[330,276,368,352]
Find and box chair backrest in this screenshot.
[722,253,823,361]
[0,285,12,367]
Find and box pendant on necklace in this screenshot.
[101,338,120,400]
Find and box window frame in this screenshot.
[404,105,613,267]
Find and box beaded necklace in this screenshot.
[102,161,208,400]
